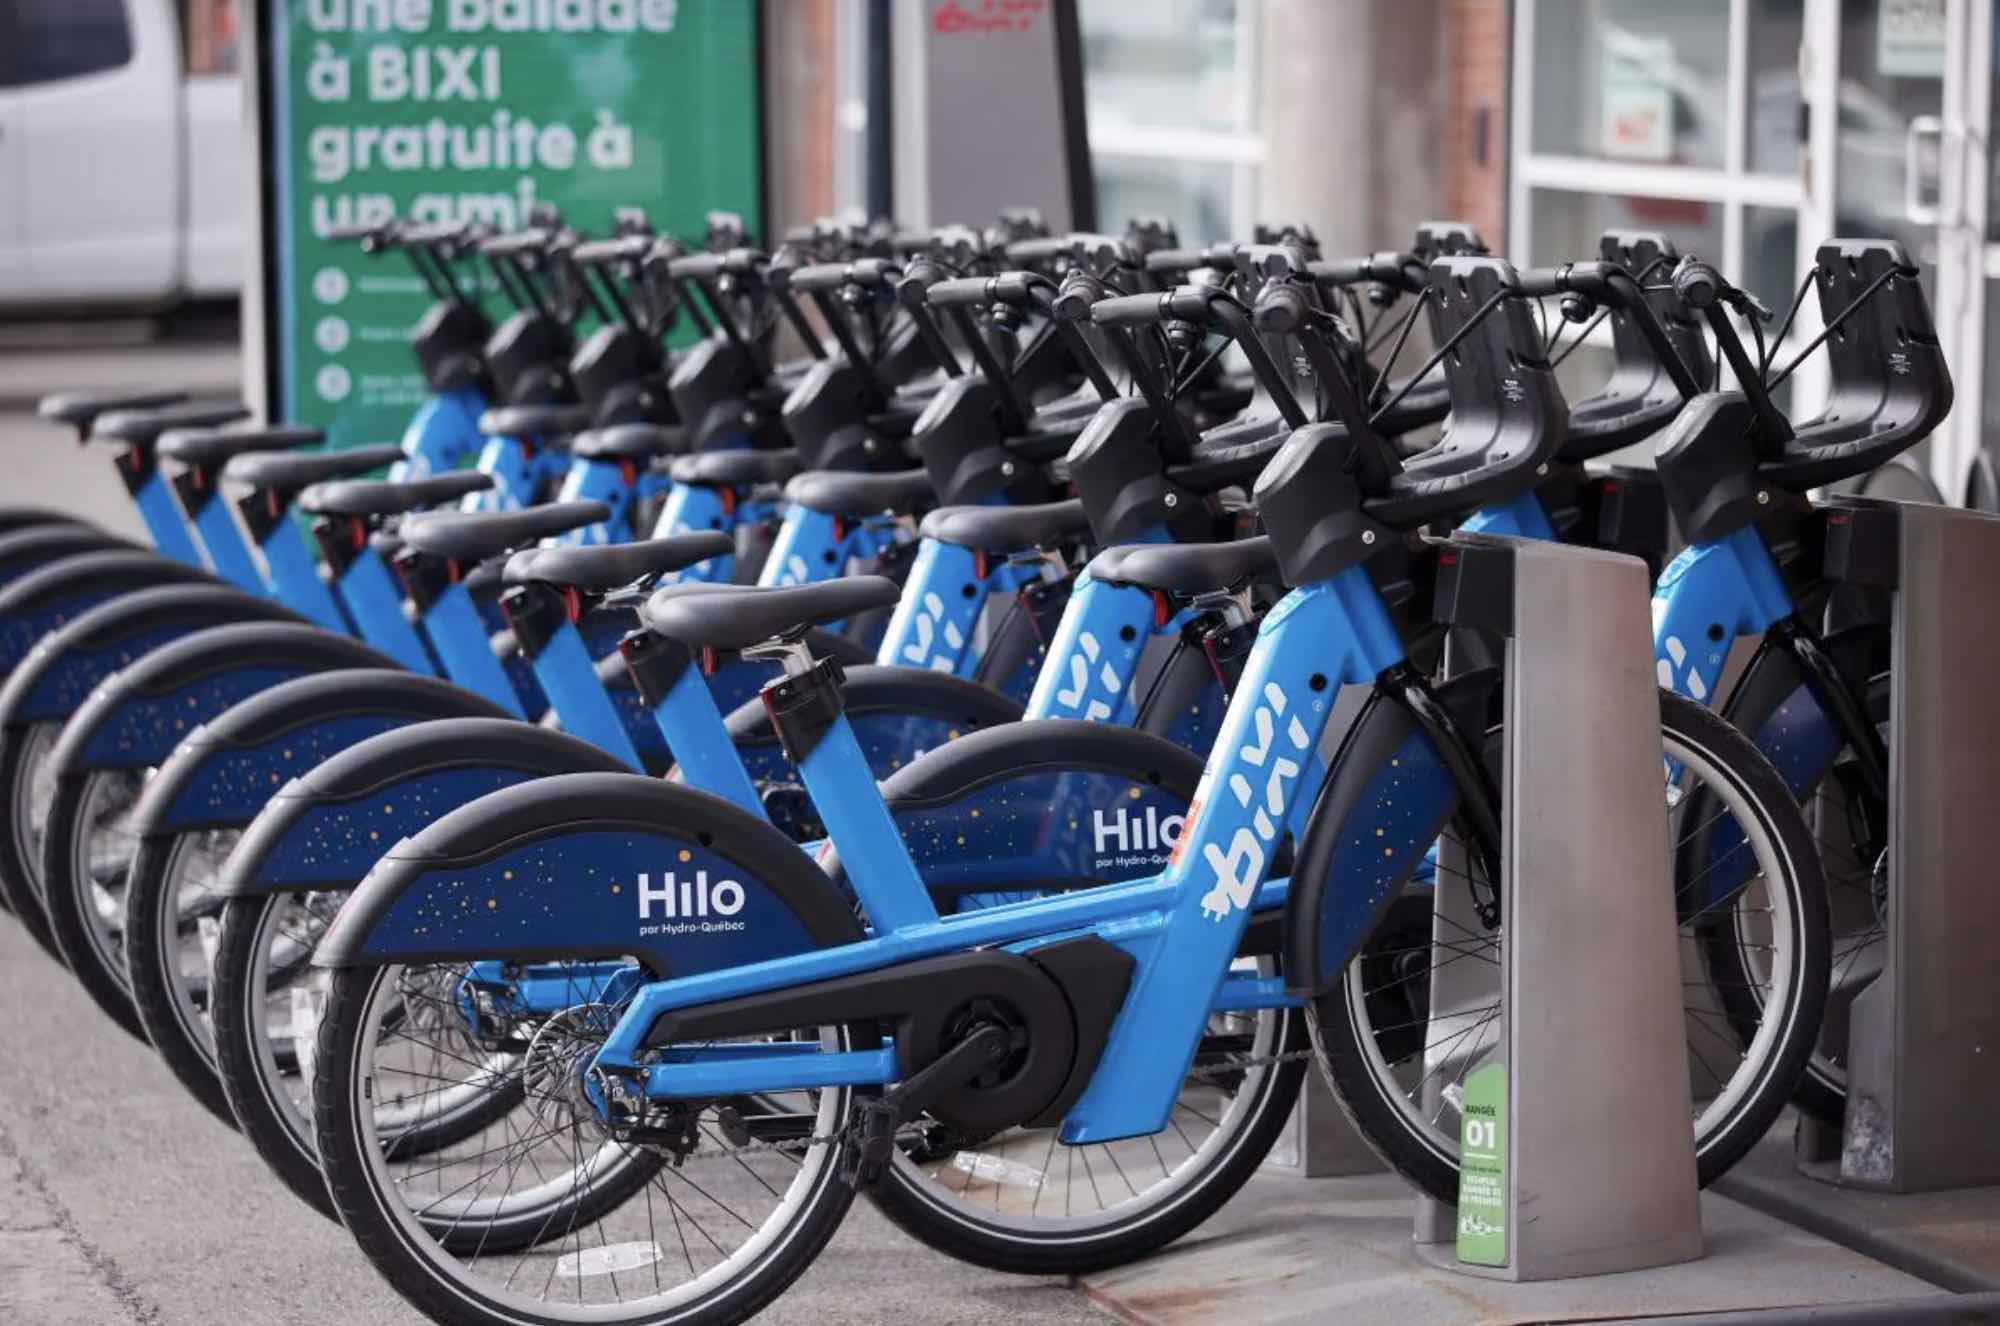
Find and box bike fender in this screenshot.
[219,718,630,897]
[0,585,293,727]
[819,719,1203,910]
[1283,668,1500,997]
[313,773,859,971]
[47,624,396,775]
[0,525,132,594]
[127,671,511,837]
[0,550,219,676]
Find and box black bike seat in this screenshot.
[39,389,185,433]
[1758,239,1952,493]
[669,449,803,487]
[480,403,591,438]
[1091,536,1277,596]
[640,576,902,651]
[400,500,610,564]
[299,471,496,518]
[224,443,405,492]
[571,423,689,462]
[92,400,249,447]
[159,423,324,469]
[784,468,934,516]
[919,499,1090,552]
[504,533,734,593]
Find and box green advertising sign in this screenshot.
[1456,1061,1509,1267]
[259,0,763,447]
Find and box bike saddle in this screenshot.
[299,471,497,518]
[669,449,803,487]
[640,576,903,651]
[504,533,734,593]
[158,423,324,470]
[225,442,403,493]
[479,403,592,439]
[571,422,688,462]
[1090,535,1276,596]
[1757,239,1952,493]
[784,467,934,517]
[91,400,249,447]
[1362,257,1565,529]
[399,499,610,564]
[38,389,185,437]
[920,498,1091,552]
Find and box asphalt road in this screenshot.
[0,339,1111,1325]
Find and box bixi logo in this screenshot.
[637,870,745,922]
[1198,682,1310,922]
[900,591,965,672]
[1053,631,1121,721]
[1091,804,1183,858]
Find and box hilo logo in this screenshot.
[1053,631,1121,721]
[900,591,965,672]
[1091,804,1184,857]
[1199,681,1311,922]
[637,870,745,921]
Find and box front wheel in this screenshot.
[1312,691,1828,1203]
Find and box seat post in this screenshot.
[751,639,940,934]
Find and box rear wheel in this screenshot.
[0,720,67,958]
[1312,692,1828,1202]
[39,765,151,1039]
[315,957,866,1326]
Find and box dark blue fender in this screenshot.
[45,623,397,778]
[818,720,1203,911]
[218,718,628,897]
[0,550,219,678]
[0,585,296,730]
[1283,669,1499,997]
[125,670,513,837]
[0,525,133,595]
[313,773,859,973]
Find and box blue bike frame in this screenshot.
[585,564,1408,1143]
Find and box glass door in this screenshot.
[1811,0,1994,503]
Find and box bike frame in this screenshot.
[586,564,1409,1144]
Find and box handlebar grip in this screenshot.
[1252,284,1313,335]
[1002,236,1072,263]
[666,252,729,280]
[925,277,999,308]
[572,236,650,266]
[788,262,855,293]
[1142,248,1213,274]
[324,222,387,244]
[478,228,555,258]
[1673,258,1726,310]
[1308,258,1373,285]
[847,257,901,288]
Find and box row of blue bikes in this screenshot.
[0,202,1942,1323]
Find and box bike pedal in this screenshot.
[842,1098,901,1187]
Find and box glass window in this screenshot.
[1529,187,1724,271]
[6,0,133,88]
[1746,0,1807,174]
[1531,0,1731,169]
[1094,157,1234,246]
[1079,0,1246,135]
[1079,0,1260,242]
[181,0,241,76]
[1742,205,1801,320]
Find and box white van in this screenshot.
[0,0,244,310]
